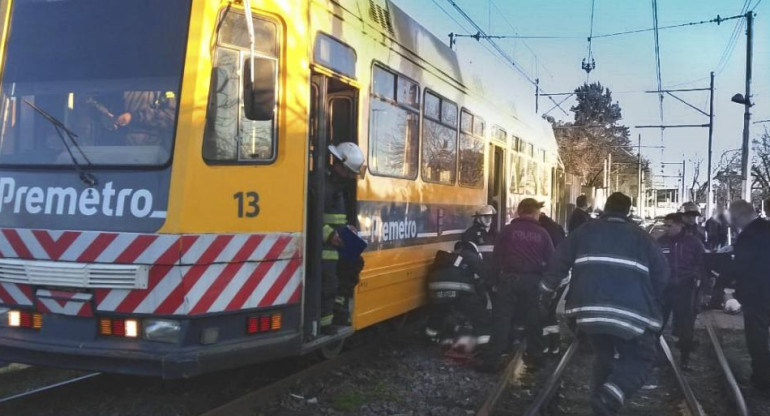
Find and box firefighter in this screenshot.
[321,142,365,332]
[462,205,498,276]
[540,192,669,416]
[476,198,555,371]
[425,241,492,347]
[657,212,706,368]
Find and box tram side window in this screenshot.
[422,91,457,185]
[203,10,279,163]
[368,65,419,179]
[458,109,484,188]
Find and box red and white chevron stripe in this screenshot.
[0,229,304,316]
[0,282,33,306]
[35,289,93,317]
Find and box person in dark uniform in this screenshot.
[657,213,706,368]
[704,207,729,250]
[425,241,492,346]
[680,202,706,245]
[568,194,591,233]
[321,142,365,332]
[476,198,554,371]
[728,200,770,390]
[462,204,498,268]
[540,193,669,416]
[538,212,567,355]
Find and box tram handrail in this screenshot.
[659,336,705,416]
[704,317,750,416]
[522,339,580,416]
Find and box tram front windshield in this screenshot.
[0,0,191,167]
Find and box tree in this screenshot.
[550,82,647,197]
[713,150,742,207]
[688,158,708,203]
[751,128,770,201]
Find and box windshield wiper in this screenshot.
[22,99,97,186]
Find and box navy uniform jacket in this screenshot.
[542,213,670,340]
[494,217,554,275]
[730,218,770,307]
[657,231,706,287]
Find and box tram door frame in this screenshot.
[488,144,507,233]
[307,72,359,338]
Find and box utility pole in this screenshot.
[707,71,715,217]
[682,159,686,203]
[608,153,612,194]
[535,78,540,114]
[740,11,754,201]
[637,134,643,213]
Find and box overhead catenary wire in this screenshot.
[442,0,570,115]
[714,0,751,75]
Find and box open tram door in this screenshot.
[306,66,360,355]
[487,144,507,233]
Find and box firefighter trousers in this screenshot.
[590,331,656,412]
[321,260,338,326]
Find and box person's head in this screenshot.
[680,202,701,225]
[576,195,588,210]
[473,204,497,229]
[664,213,685,237]
[604,192,632,216]
[454,240,478,255]
[328,142,365,179]
[729,200,758,231]
[517,198,544,220]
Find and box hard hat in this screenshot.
[328,142,365,175]
[474,205,497,217]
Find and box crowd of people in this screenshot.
[425,191,770,416]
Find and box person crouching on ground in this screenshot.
[657,212,706,368]
[539,192,669,416]
[425,241,492,351]
[476,198,555,372]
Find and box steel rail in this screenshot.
[0,372,101,404]
[522,340,580,416]
[200,345,377,416]
[659,336,705,416]
[705,318,750,416]
[475,342,527,416]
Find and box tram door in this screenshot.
[306,73,359,338]
[488,144,507,233]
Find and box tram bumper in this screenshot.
[0,330,301,379]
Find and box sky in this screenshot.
[391,0,769,190]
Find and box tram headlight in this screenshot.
[8,310,20,327]
[142,319,181,343]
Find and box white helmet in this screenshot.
[329,142,365,175]
[474,205,497,217]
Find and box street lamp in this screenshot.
[732,93,754,202]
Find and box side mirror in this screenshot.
[243,57,276,121]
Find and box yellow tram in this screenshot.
[0,0,560,377]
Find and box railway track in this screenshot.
[0,371,102,405]
[479,326,750,416]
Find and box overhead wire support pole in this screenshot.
[740,11,754,202]
[707,71,715,218]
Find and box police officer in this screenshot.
[321,142,365,332]
[540,193,669,416]
[657,212,706,368]
[425,241,492,346]
[728,200,770,390]
[680,202,706,244]
[477,198,554,371]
